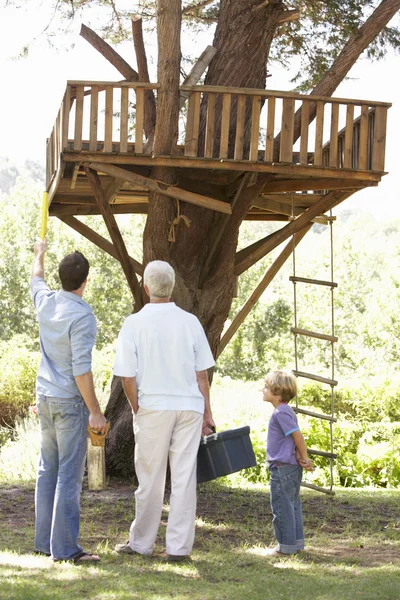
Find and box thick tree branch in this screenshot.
[274,0,400,159]
[131,16,156,137]
[80,24,139,81]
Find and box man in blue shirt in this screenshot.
[31,238,107,564]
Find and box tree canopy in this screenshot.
[7,1,400,90]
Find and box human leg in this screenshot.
[269,464,302,555]
[294,468,304,551]
[166,410,203,556]
[129,409,174,555]
[34,396,58,555]
[49,398,89,560]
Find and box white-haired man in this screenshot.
[114,260,215,561]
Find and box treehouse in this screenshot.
[46,80,390,268]
[45,74,390,492]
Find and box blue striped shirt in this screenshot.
[31,276,96,399]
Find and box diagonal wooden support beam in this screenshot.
[199,173,251,288]
[86,162,231,215]
[85,168,143,308]
[235,190,353,275]
[218,226,311,357]
[58,215,143,276]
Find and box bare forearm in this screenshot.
[122,377,139,413]
[196,370,212,415]
[32,252,45,279]
[292,430,309,461]
[74,372,102,415]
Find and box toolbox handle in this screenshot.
[202,426,218,445]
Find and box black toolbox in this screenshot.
[197,426,257,483]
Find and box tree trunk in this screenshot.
[105,0,398,476]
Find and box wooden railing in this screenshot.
[46,81,390,189]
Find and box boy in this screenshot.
[262,370,313,557]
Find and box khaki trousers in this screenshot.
[129,408,203,556]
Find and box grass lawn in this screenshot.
[1,479,400,600]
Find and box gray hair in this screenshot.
[143,260,175,299]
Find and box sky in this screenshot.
[0,1,399,218]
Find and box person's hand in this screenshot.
[34,237,48,255]
[298,457,313,471]
[89,412,107,435]
[202,410,216,436]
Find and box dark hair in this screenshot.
[58,251,89,291]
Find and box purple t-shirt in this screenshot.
[267,403,300,468]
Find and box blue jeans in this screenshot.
[269,464,304,554]
[34,395,89,560]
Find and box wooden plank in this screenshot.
[135,87,144,154]
[180,84,392,107]
[62,85,71,150]
[185,91,201,157]
[120,87,129,153]
[87,161,232,214]
[293,407,337,423]
[344,104,354,169]
[63,152,382,181]
[73,85,84,151]
[58,215,143,275]
[52,204,148,216]
[184,85,394,108]
[70,164,80,190]
[289,275,337,288]
[313,100,325,166]
[291,327,338,342]
[89,85,99,152]
[372,106,388,171]
[205,93,216,158]
[68,80,159,90]
[104,86,113,153]
[263,178,374,193]
[263,96,276,163]
[219,93,232,159]
[217,227,311,357]
[299,100,310,165]
[234,95,246,160]
[249,95,261,161]
[293,370,338,386]
[358,104,369,170]
[86,168,143,307]
[301,482,334,495]
[280,97,295,163]
[87,439,106,491]
[308,448,338,458]
[328,103,339,168]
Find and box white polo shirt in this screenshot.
[113,302,215,413]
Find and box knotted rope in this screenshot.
[168,199,191,243]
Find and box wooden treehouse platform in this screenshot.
[45,80,390,300]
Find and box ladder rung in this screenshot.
[291,327,338,343]
[290,276,338,288]
[293,370,338,386]
[301,482,335,496]
[307,448,337,459]
[293,407,337,423]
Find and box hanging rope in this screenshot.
[168,199,191,243]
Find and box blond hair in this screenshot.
[265,370,297,403]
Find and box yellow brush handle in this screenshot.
[40,192,49,240]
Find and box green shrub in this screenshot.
[0,335,40,427]
[0,415,40,482]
